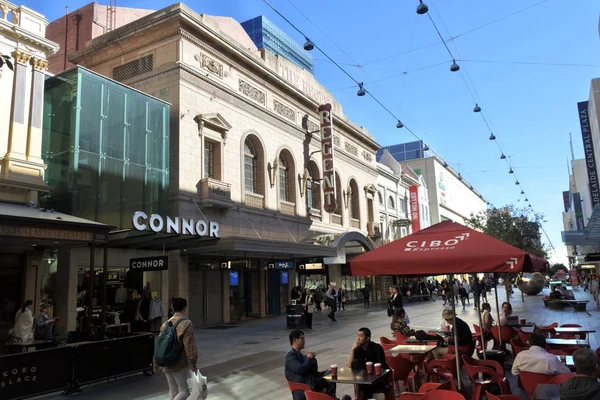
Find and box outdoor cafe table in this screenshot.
[533,383,560,400]
[387,344,438,355]
[545,338,589,347]
[323,367,391,397]
[554,328,596,334]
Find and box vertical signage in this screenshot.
[562,191,570,213]
[409,185,421,232]
[578,101,600,206]
[319,103,336,212]
[573,192,584,231]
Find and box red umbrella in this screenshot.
[350,221,536,276]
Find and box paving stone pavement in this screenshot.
[32,285,600,400]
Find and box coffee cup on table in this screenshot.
[366,361,373,373]
[374,363,382,375]
[330,364,338,375]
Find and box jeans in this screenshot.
[363,296,370,307]
[305,312,313,329]
[474,293,481,309]
[165,368,192,400]
[460,297,466,308]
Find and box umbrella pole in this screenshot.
[494,274,502,349]
[449,275,462,391]
[477,301,487,359]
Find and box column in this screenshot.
[23,252,44,307]
[27,58,48,165]
[259,263,266,318]
[55,249,79,336]
[327,264,342,288]
[222,269,230,323]
[4,50,31,162]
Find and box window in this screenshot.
[306,178,313,209]
[204,140,214,179]
[279,155,289,201]
[349,179,360,221]
[378,191,383,204]
[244,139,257,193]
[388,196,395,209]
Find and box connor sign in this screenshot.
[319,103,336,213]
[132,211,219,237]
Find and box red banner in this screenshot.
[318,104,336,213]
[409,185,420,232]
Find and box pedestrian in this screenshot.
[155,297,198,400]
[326,283,338,321]
[314,288,323,313]
[304,289,315,329]
[463,279,471,304]
[388,285,403,318]
[472,278,483,310]
[590,275,599,307]
[458,284,468,310]
[339,288,346,311]
[362,284,370,308]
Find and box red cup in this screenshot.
[519,318,526,325]
[330,364,338,376]
[366,361,373,374]
[374,363,382,375]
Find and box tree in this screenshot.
[0,55,13,71]
[466,205,548,302]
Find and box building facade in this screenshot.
[55,3,383,325]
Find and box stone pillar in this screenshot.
[27,58,48,165]
[55,249,78,336]
[259,264,266,318]
[222,269,230,323]
[23,252,44,307]
[327,264,342,288]
[4,50,31,162]
[168,251,188,300]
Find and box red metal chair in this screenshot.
[518,371,554,400]
[398,393,423,399]
[490,326,516,350]
[418,382,441,393]
[547,373,575,385]
[305,391,335,400]
[421,390,465,400]
[394,332,409,343]
[461,355,511,400]
[472,324,487,351]
[427,365,457,391]
[559,324,586,340]
[539,322,558,337]
[510,338,529,356]
[518,328,533,344]
[381,342,398,352]
[285,378,312,396]
[485,392,526,400]
[381,336,399,346]
[386,354,420,392]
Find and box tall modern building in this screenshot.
[376,140,432,162]
[241,15,314,73]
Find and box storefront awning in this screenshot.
[562,204,600,246]
[108,229,219,251]
[0,202,113,251]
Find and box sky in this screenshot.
[25,0,600,264]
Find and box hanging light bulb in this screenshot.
[473,104,481,113]
[508,168,514,174]
[416,0,428,14]
[303,38,314,51]
[357,83,366,97]
[450,60,460,72]
[500,153,506,159]
[396,120,404,128]
[489,133,496,140]
[443,162,448,167]
[520,190,524,194]
[423,144,429,151]
[525,198,529,201]
[515,180,519,185]
[458,173,462,180]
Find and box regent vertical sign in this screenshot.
[319,104,336,213]
[409,185,421,232]
[578,101,600,206]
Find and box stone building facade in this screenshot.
[63,3,383,325]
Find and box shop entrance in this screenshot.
[189,270,223,326]
[0,255,23,324]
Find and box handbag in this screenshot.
[387,306,393,317]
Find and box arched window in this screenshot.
[349,179,360,222]
[244,139,257,193]
[278,155,289,201]
[378,191,383,204]
[388,196,395,209]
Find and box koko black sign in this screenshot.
[129,256,168,271]
[578,101,600,206]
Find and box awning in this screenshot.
[108,229,218,251]
[562,204,600,246]
[349,221,541,276]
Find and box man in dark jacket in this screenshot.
[560,347,600,400]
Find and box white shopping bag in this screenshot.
[187,371,208,400]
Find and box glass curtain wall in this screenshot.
[42,67,170,228]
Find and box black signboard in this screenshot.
[0,347,73,400]
[578,101,600,206]
[573,192,585,231]
[129,256,168,271]
[585,253,600,262]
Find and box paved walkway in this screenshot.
[35,284,600,400]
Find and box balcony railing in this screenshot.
[331,213,342,225]
[244,192,264,209]
[280,200,296,216]
[196,178,232,209]
[350,218,360,229]
[0,2,21,25]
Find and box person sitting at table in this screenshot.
[499,302,513,325]
[511,332,571,375]
[33,303,58,340]
[347,327,393,400]
[560,287,576,300]
[12,300,34,342]
[390,308,415,337]
[313,377,353,400]
[285,329,336,400]
[442,309,472,346]
[560,347,600,400]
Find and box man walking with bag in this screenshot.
[326,283,338,321]
[154,297,199,400]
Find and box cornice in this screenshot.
[0,20,59,55]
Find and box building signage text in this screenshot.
[130,256,168,271]
[279,63,330,104]
[578,101,600,206]
[319,103,336,213]
[270,261,294,269]
[132,212,219,237]
[404,232,470,252]
[409,185,421,232]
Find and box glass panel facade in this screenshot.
[42,67,170,229]
[376,140,433,162]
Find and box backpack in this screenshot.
[154,317,188,367]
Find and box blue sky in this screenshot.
[27,0,600,264]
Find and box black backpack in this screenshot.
[154,317,188,367]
